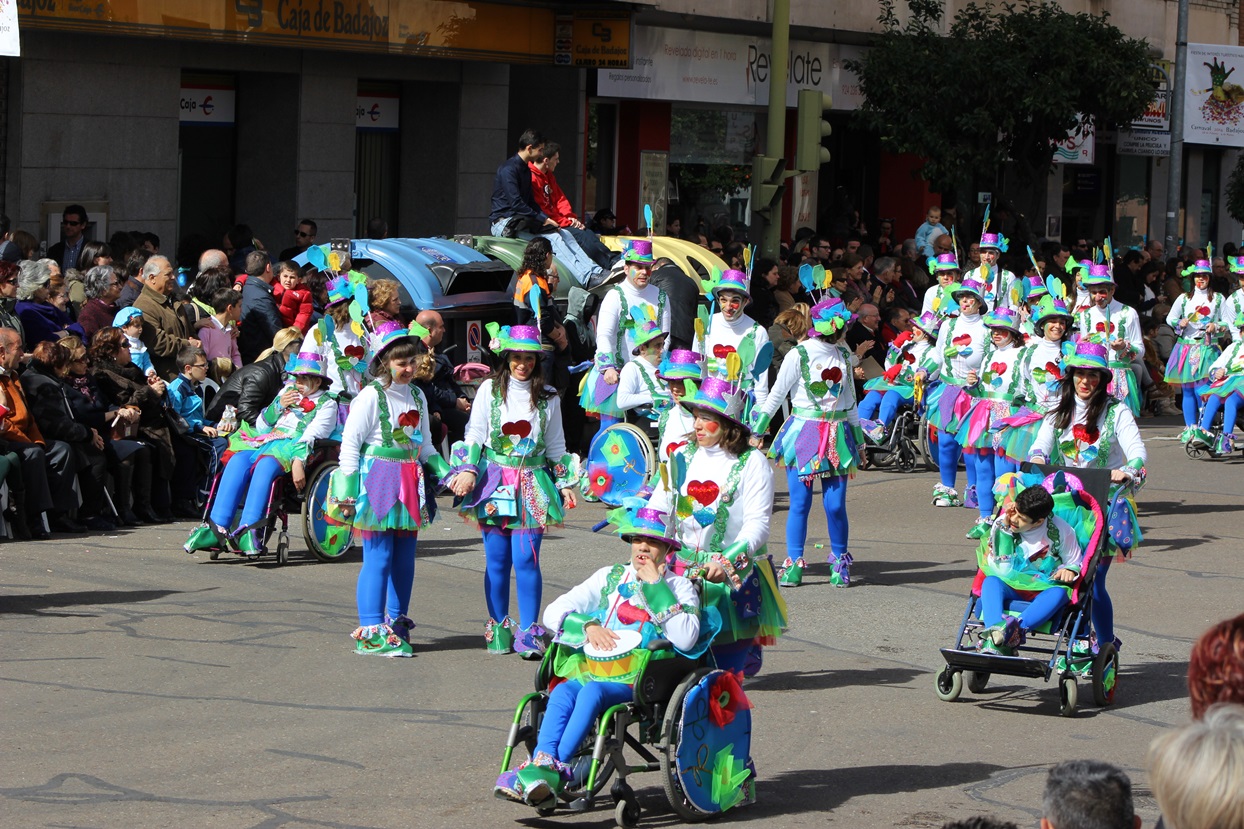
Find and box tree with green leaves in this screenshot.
[847,0,1153,246]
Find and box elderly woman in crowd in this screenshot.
[76,265,123,343]
[16,259,71,346]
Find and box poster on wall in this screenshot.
[0,0,18,56]
[638,151,669,234]
[1184,43,1244,147]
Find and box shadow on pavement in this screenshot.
[0,588,187,616]
[751,762,1005,817]
[747,666,925,692]
[1137,500,1244,516]
[846,559,976,587]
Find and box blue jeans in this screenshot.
[490,219,604,287]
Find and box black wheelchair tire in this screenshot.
[967,671,990,694]
[658,666,719,822]
[302,461,353,562]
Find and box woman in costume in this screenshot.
[995,292,1075,469]
[1187,311,1244,455]
[697,268,771,416]
[579,240,669,429]
[184,352,339,555]
[615,310,670,427]
[859,310,940,444]
[921,252,961,320]
[446,324,578,658]
[750,297,865,588]
[655,350,702,464]
[1075,262,1143,416]
[1165,257,1223,434]
[1028,340,1147,656]
[329,320,450,657]
[299,269,368,406]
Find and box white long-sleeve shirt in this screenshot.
[257,387,339,444]
[646,445,773,556]
[757,337,860,424]
[617,358,668,412]
[339,381,437,475]
[1016,338,1068,412]
[922,282,959,319]
[1221,289,1244,343]
[300,320,365,398]
[1208,340,1244,376]
[697,312,771,410]
[542,564,701,653]
[933,312,987,384]
[1029,397,1146,472]
[462,377,568,460]
[657,405,696,462]
[594,280,670,368]
[1077,300,1142,362]
[1166,289,1223,341]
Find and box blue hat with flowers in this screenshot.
[623,239,654,264]
[983,307,1022,334]
[1032,295,1073,327]
[927,252,960,274]
[807,296,853,338]
[1082,263,1115,287]
[1021,275,1048,302]
[658,349,704,381]
[1182,258,1212,276]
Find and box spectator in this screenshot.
[1041,759,1140,829]
[133,255,198,379]
[880,306,913,345]
[840,253,868,297]
[773,265,799,314]
[199,288,243,381]
[1148,703,1244,829]
[1188,612,1244,718]
[109,230,138,266]
[965,242,982,271]
[113,306,158,378]
[23,340,113,530]
[648,257,700,352]
[237,250,285,364]
[847,302,885,394]
[272,260,314,333]
[206,327,302,427]
[16,259,71,347]
[723,242,745,271]
[278,219,317,262]
[198,248,228,275]
[180,265,233,340]
[915,206,948,258]
[511,237,558,340]
[140,232,160,255]
[869,255,902,310]
[116,248,153,309]
[769,303,811,371]
[749,257,781,328]
[366,217,389,239]
[47,204,89,275]
[366,278,404,330]
[167,344,228,517]
[589,208,617,236]
[47,272,74,322]
[89,326,175,523]
[1144,238,1165,264]
[0,327,77,535]
[528,141,614,271]
[0,260,22,344]
[224,224,262,274]
[415,309,471,445]
[76,240,112,273]
[932,232,955,259]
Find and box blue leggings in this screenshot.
[598,413,620,430]
[209,450,284,532]
[356,533,418,626]
[786,469,848,559]
[483,526,545,630]
[980,577,1070,630]
[1199,393,1243,434]
[536,679,633,762]
[858,390,904,427]
[1181,386,1202,427]
[965,452,1016,519]
[1092,558,1114,645]
[711,639,754,674]
[937,433,977,492]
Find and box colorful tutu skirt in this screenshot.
[954,395,1012,452]
[1165,339,1220,386]
[994,407,1046,464]
[1108,363,1142,415]
[353,452,432,535]
[769,412,863,480]
[457,461,564,531]
[226,427,312,472]
[675,549,788,648]
[862,376,915,400]
[578,366,624,418]
[924,382,973,435]
[1201,374,1244,400]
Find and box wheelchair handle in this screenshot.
[645,639,674,652]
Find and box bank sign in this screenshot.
[179,86,236,125]
[598,25,859,109]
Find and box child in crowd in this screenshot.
[113,307,156,377]
[197,288,243,382]
[273,261,314,333]
[166,344,229,515]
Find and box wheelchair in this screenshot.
[1184,401,1241,459]
[196,439,355,565]
[934,465,1118,717]
[498,640,751,828]
[864,401,929,472]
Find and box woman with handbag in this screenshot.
[446,324,579,658]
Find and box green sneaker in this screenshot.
[778,557,805,587]
[515,753,569,807]
[352,624,414,658]
[234,529,261,556]
[978,636,1014,657]
[486,618,515,654]
[966,519,990,540]
[183,524,221,554]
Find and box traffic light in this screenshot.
[751,154,786,221]
[795,89,832,172]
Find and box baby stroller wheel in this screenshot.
[967,671,990,694]
[1091,642,1119,707]
[934,666,963,702]
[1059,675,1078,717]
[1185,441,1207,459]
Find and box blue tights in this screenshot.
[1199,393,1243,434]
[356,533,418,626]
[858,390,904,428]
[937,433,977,493]
[483,526,545,630]
[966,452,1016,519]
[786,469,848,559]
[1181,386,1202,427]
[1092,558,1114,645]
[536,679,633,762]
[209,450,284,532]
[598,414,620,430]
[980,577,1070,630]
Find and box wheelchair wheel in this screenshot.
[918,417,937,472]
[659,667,726,822]
[1091,642,1119,707]
[934,666,963,702]
[1059,675,1078,717]
[302,462,354,562]
[614,797,641,829]
[275,531,289,566]
[967,671,990,694]
[896,443,917,472]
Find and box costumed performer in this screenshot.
[1075,259,1143,416]
[1165,257,1224,434]
[696,268,772,420]
[859,310,940,444]
[655,349,702,463]
[994,292,1074,469]
[615,308,671,427]
[1187,311,1244,455]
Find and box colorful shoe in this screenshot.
[514,752,571,807]
[742,642,764,678]
[514,624,549,660]
[183,523,222,554]
[989,616,1025,649]
[932,484,963,508]
[351,624,414,658]
[1178,426,1198,444]
[1187,427,1213,449]
[234,529,261,556]
[386,614,416,645]
[494,769,524,803]
[1056,638,1094,676]
[963,485,978,510]
[778,557,805,587]
[978,637,1014,657]
[966,519,990,540]
[828,552,852,587]
[486,618,515,655]
[1214,432,1235,456]
[862,419,886,445]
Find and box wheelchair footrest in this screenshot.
[940,647,1049,679]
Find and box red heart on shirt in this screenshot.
[1095,322,1108,333]
[990,361,1007,375]
[298,396,316,413]
[712,344,736,359]
[825,366,843,383]
[615,600,651,626]
[953,334,972,346]
[397,410,420,429]
[344,345,365,359]
[1197,306,1212,316]
[1072,424,1099,444]
[1044,362,1063,380]
[687,479,720,507]
[902,352,916,363]
[666,440,686,458]
[501,420,531,438]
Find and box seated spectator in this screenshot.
[89,327,176,524]
[113,307,157,377]
[512,237,558,340]
[589,208,618,236]
[51,271,78,321]
[77,265,122,343]
[23,340,113,530]
[0,260,22,342]
[366,278,403,329]
[1188,612,1244,718]
[205,327,303,428]
[273,260,314,333]
[16,259,72,346]
[167,345,229,517]
[0,437,28,539]
[199,288,243,382]
[529,142,614,271]
[1148,703,1244,829]
[1041,759,1140,829]
[879,305,913,345]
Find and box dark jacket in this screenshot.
[0,297,24,344]
[238,277,285,364]
[91,356,175,474]
[117,277,144,309]
[15,301,72,347]
[22,361,92,445]
[134,284,190,379]
[749,279,778,329]
[648,263,700,352]
[205,350,285,426]
[423,352,465,414]
[489,154,544,225]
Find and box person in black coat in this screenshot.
[204,342,294,427]
[648,258,701,352]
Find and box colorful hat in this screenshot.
[1182,259,1212,276]
[983,307,1022,334]
[807,296,854,338]
[623,239,654,264]
[927,252,960,274]
[911,310,943,339]
[1065,258,1091,278]
[658,349,704,381]
[112,306,144,327]
[952,277,990,313]
[1031,295,1073,327]
[1063,340,1110,373]
[1082,263,1115,287]
[1021,275,1049,302]
[326,273,355,307]
[284,351,333,386]
[631,321,668,354]
[610,503,681,552]
[1228,255,1244,275]
[712,269,751,302]
[680,375,748,428]
[980,231,1008,252]
[368,319,430,363]
[485,322,545,354]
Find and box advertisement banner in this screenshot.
[1053,120,1095,165]
[1118,129,1171,157]
[598,25,855,109]
[1185,43,1244,147]
[1133,61,1171,131]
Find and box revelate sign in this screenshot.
[179,86,236,125]
[1184,43,1244,147]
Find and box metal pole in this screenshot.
[762,0,790,259]
[1164,0,1189,254]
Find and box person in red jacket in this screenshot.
[273,261,314,333]
[528,142,615,271]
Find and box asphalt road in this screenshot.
[1,415,1239,829]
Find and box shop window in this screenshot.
[1113,155,1149,249]
[356,81,400,237]
[669,106,756,236]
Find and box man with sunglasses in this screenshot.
[48,205,88,275]
[279,219,317,262]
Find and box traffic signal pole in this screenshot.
[760,0,790,260]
